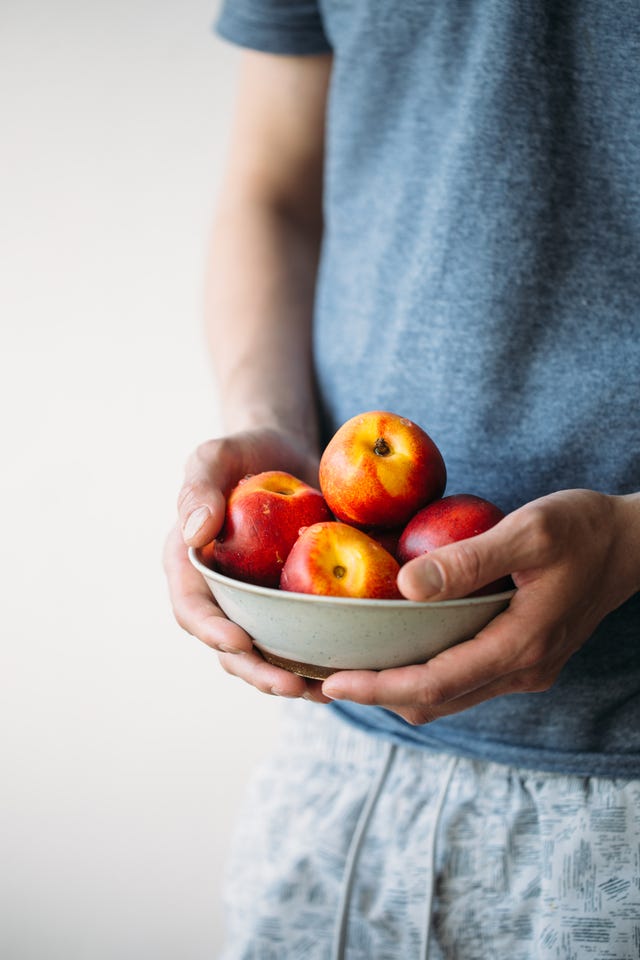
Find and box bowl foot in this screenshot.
[259,650,337,680]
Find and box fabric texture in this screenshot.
[216,0,331,54]
[213,0,640,777]
[220,702,640,959]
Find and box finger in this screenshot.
[218,648,333,703]
[323,590,560,707]
[391,653,565,725]
[323,639,562,721]
[165,527,331,701]
[397,502,557,600]
[164,526,254,653]
[178,440,234,547]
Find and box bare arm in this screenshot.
[165,51,334,700]
[205,51,330,444]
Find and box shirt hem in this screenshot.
[214,11,332,56]
[329,703,640,780]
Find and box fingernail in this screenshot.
[416,561,444,597]
[183,505,211,541]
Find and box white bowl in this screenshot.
[189,548,515,679]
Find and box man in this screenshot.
[165,2,640,956]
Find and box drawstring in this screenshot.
[331,741,396,960]
[331,748,458,960]
[420,754,459,960]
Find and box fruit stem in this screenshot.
[373,437,391,457]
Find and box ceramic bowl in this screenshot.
[188,548,515,679]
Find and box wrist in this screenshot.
[218,369,320,456]
[221,401,321,459]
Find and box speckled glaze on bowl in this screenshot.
[189,548,515,679]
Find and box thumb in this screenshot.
[178,470,227,548]
[397,520,517,601]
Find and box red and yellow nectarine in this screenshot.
[319,410,446,529]
[280,521,402,599]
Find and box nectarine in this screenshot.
[280,521,402,599]
[397,493,512,595]
[202,471,332,588]
[319,411,446,529]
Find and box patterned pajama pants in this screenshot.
[220,701,640,959]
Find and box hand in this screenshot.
[322,489,640,724]
[164,428,331,702]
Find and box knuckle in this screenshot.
[508,666,557,694]
[516,637,549,672]
[184,438,221,473]
[218,653,236,676]
[446,541,482,588]
[178,437,241,517]
[194,436,239,476]
[505,673,531,694]
[404,706,438,725]
[521,505,557,561]
[177,477,209,514]
[173,611,191,635]
[402,682,446,726]
[424,673,448,706]
[530,672,556,693]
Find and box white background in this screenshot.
[1,2,284,956]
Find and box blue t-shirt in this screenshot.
[215,0,640,777]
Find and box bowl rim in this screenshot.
[188,547,516,609]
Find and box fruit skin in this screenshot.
[280,521,402,599]
[319,411,447,529]
[202,471,332,588]
[367,525,404,557]
[396,493,513,595]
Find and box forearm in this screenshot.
[205,193,323,455]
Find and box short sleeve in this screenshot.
[215,0,332,55]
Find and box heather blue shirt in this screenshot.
[215,0,640,777]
